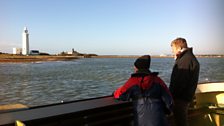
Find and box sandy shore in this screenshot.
[0,55,79,63]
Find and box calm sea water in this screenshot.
[0,58,223,107]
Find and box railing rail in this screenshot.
[0,96,134,126]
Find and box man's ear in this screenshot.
[177,47,182,51]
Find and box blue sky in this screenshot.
[0,0,223,55]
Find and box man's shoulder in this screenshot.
[181,51,198,62]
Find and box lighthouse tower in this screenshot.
[22,27,29,55]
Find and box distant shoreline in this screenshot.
[93,55,224,58]
[92,55,172,58]
[0,54,223,63]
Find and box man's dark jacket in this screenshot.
[169,48,200,102]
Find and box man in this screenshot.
[169,37,200,126]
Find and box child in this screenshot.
[113,55,173,126]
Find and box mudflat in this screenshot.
[0,55,79,63]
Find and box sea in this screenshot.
[0,57,223,107]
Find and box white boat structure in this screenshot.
[189,82,224,126]
[0,82,223,126]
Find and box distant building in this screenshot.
[66,48,79,56]
[67,51,73,55]
[30,50,39,55]
[159,54,167,57]
[22,27,29,55]
[13,48,22,54]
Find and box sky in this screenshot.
[0,0,223,55]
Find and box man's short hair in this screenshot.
[171,37,188,49]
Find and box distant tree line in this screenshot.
[196,54,224,57]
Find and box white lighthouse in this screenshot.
[22,27,29,55]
